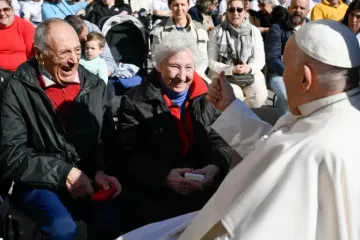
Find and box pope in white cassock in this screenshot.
[118,20,360,240]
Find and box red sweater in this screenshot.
[0,16,35,71]
[162,73,208,155]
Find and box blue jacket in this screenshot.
[42,0,89,20]
[265,16,295,76]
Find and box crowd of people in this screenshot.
[1,0,360,239]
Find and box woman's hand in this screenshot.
[166,168,204,195]
[192,165,219,188]
[233,64,251,74]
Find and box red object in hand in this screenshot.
[91,187,117,201]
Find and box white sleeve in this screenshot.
[208,29,233,76]
[212,99,272,157]
[219,0,227,15]
[11,0,21,16]
[21,2,31,19]
[248,27,265,74]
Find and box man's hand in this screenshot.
[192,165,219,188]
[66,168,95,198]
[206,72,236,111]
[167,168,204,195]
[95,170,122,198]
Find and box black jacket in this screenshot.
[87,2,132,27]
[115,70,232,192]
[0,59,114,191]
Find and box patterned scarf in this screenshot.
[217,18,254,65]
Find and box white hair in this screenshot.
[297,48,359,91]
[153,31,200,68]
[258,0,277,6]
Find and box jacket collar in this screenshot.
[142,69,208,102]
[298,87,360,116]
[164,14,194,31]
[13,58,99,91]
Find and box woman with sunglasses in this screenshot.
[0,0,35,72]
[208,0,267,108]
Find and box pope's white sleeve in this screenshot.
[212,99,271,157]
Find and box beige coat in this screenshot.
[150,15,211,83]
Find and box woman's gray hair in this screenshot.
[153,31,199,67]
[34,18,64,54]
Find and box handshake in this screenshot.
[66,168,122,201]
[206,72,236,111]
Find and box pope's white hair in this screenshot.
[297,48,359,91]
[153,31,199,68]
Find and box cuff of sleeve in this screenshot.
[58,163,73,190]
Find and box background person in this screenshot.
[116,31,232,232]
[42,0,92,20]
[342,0,360,45]
[80,31,109,83]
[0,0,35,72]
[208,0,268,107]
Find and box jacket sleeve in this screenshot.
[41,3,57,20]
[115,95,173,191]
[98,59,109,83]
[0,81,73,190]
[310,5,323,21]
[203,105,233,177]
[265,24,284,76]
[70,2,89,13]
[212,99,272,158]
[208,28,233,76]
[248,26,265,74]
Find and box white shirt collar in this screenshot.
[41,72,80,88]
[298,87,360,116]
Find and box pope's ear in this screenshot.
[301,64,312,93]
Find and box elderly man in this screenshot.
[0,19,122,240]
[115,31,232,232]
[265,0,309,115]
[118,20,360,240]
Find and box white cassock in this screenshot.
[118,87,360,240]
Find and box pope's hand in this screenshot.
[206,72,236,111]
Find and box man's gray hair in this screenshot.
[34,18,65,54]
[153,31,199,67]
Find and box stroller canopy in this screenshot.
[102,15,148,74]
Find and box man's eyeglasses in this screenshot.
[228,7,244,13]
[0,7,12,14]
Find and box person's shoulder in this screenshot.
[14,16,34,30]
[192,20,206,30]
[150,18,168,35]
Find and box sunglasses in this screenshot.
[228,7,244,13]
[0,7,11,14]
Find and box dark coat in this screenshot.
[87,2,132,27]
[265,15,307,76]
[0,59,114,191]
[115,70,232,230]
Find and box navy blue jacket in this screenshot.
[265,16,295,76]
[188,6,221,27]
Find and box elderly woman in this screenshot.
[188,0,220,31]
[116,31,232,231]
[342,0,360,45]
[0,0,34,72]
[208,0,267,108]
[151,0,210,82]
[42,0,92,20]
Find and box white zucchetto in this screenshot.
[295,19,360,68]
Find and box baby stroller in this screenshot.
[102,15,149,95]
